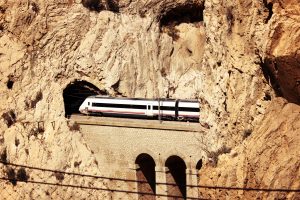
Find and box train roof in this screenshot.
[87,95,199,102]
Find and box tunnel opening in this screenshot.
[135,153,156,199]
[63,80,105,117]
[159,3,204,40]
[165,155,186,199]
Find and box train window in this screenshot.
[153,106,175,111]
[132,104,146,109]
[92,103,146,109]
[178,107,200,112]
[88,102,90,106]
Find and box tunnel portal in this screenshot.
[63,80,105,117]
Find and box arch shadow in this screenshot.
[165,155,187,199]
[135,153,156,199]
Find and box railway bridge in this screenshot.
[71,115,210,199]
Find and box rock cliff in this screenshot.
[0,0,299,199]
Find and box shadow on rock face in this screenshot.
[262,55,300,105]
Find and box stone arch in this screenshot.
[165,155,187,199]
[162,150,188,164]
[63,80,106,117]
[135,153,156,199]
[132,150,158,164]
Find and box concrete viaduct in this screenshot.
[72,115,209,199]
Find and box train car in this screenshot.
[79,95,199,121]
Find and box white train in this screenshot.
[79,96,200,121]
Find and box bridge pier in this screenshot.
[155,166,168,200]
[186,169,199,199]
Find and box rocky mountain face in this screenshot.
[200,98,300,199]
[0,0,299,199]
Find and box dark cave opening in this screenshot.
[160,3,204,27]
[159,3,204,40]
[63,80,105,117]
[165,155,187,198]
[81,0,104,12]
[135,153,156,198]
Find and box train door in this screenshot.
[146,104,153,117]
[85,101,91,113]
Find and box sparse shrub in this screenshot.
[6,167,16,186]
[2,110,16,128]
[29,126,44,138]
[74,161,81,167]
[0,136,4,144]
[207,145,232,167]
[15,138,20,147]
[16,168,29,182]
[226,7,234,34]
[54,172,64,182]
[0,6,6,13]
[6,75,14,89]
[161,67,168,77]
[68,121,80,131]
[28,91,43,109]
[0,148,7,163]
[231,152,238,158]
[7,80,14,89]
[243,129,252,139]
[30,2,39,13]
[139,9,146,18]
[81,0,104,12]
[37,123,45,133]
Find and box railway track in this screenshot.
[70,114,205,132]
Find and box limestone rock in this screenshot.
[199,98,300,199]
[0,0,299,199]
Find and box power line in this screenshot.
[1,161,299,193]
